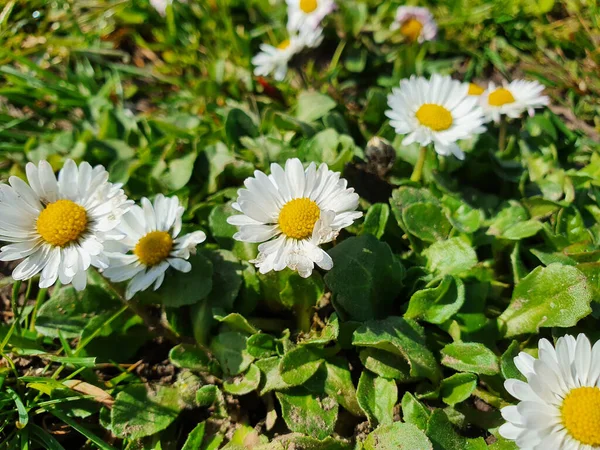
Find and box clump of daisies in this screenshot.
[480,79,549,123]
[385,74,486,173]
[103,195,206,300]
[391,6,437,43]
[252,0,335,81]
[0,160,131,290]
[500,334,600,450]
[227,158,361,278]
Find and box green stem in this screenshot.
[410,146,428,183]
[11,280,22,333]
[29,288,47,332]
[499,118,507,153]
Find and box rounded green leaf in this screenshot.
[441,342,499,375]
[440,373,477,406]
[363,422,432,450]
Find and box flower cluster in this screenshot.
[252,0,334,81]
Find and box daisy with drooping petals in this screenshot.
[252,28,323,81]
[500,334,600,450]
[385,74,486,160]
[0,159,131,290]
[227,158,362,278]
[480,80,549,123]
[103,195,206,300]
[391,6,437,43]
[286,0,336,32]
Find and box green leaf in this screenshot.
[36,285,121,338]
[488,203,541,240]
[423,237,477,276]
[225,108,259,146]
[325,235,405,321]
[426,409,486,450]
[403,203,452,242]
[280,346,324,386]
[210,331,254,376]
[276,390,338,440]
[204,249,243,310]
[501,340,525,381]
[256,357,290,395]
[158,253,213,307]
[165,151,198,191]
[359,348,413,381]
[361,203,390,239]
[247,333,279,358]
[169,344,221,375]
[363,422,433,450]
[323,359,363,417]
[353,317,441,383]
[223,364,261,395]
[406,276,465,324]
[214,312,257,334]
[498,263,592,337]
[296,92,336,123]
[440,373,477,406]
[110,385,183,439]
[401,392,431,431]
[181,422,206,450]
[356,371,397,426]
[208,202,257,261]
[440,342,499,375]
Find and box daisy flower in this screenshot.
[286,0,336,32]
[480,80,549,123]
[0,159,131,290]
[391,6,437,43]
[467,82,485,96]
[500,334,600,450]
[227,158,362,278]
[252,28,323,81]
[103,195,206,300]
[385,74,486,160]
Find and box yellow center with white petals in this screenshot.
[278,198,320,240]
[300,0,318,13]
[400,18,423,41]
[277,39,291,50]
[415,104,453,131]
[134,231,173,267]
[488,88,515,106]
[561,386,600,446]
[36,199,88,247]
[468,83,485,96]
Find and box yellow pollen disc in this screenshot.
[561,386,600,446]
[134,231,173,267]
[468,83,485,96]
[488,87,516,106]
[278,198,320,240]
[300,0,318,13]
[36,199,88,247]
[415,104,453,131]
[400,18,423,41]
[277,39,291,50]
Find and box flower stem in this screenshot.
[29,287,48,332]
[410,146,428,183]
[499,118,507,153]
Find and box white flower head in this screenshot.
[286,0,336,32]
[103,194,206,300]
[227,158,362,278]
[391,6,438,43]
[480,79,549,123]
[0,159,131,290]
[252,28,323,81]
[385,74,486,160]
[500,334,600,450]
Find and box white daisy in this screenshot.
[391,6,437,43]
[286,0,336,32]
[102,195,206,300]
[0,159,131,290]
[385,74,486,160]
[500,334,600,450]
[227,158,362,278]
[252,28,323,81]
[480,80,549,123]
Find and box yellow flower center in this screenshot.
[468,83,485,96]
[36,199,88,247]
[300,0,318,13]
[415,104,453,131]
[278,198,320,240]
[561,386,600,446]
[400,18,423,41]
[134,231,173,267]
[277,39,291,50]
[488,88,516,106]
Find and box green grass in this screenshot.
[0,0,599,449]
